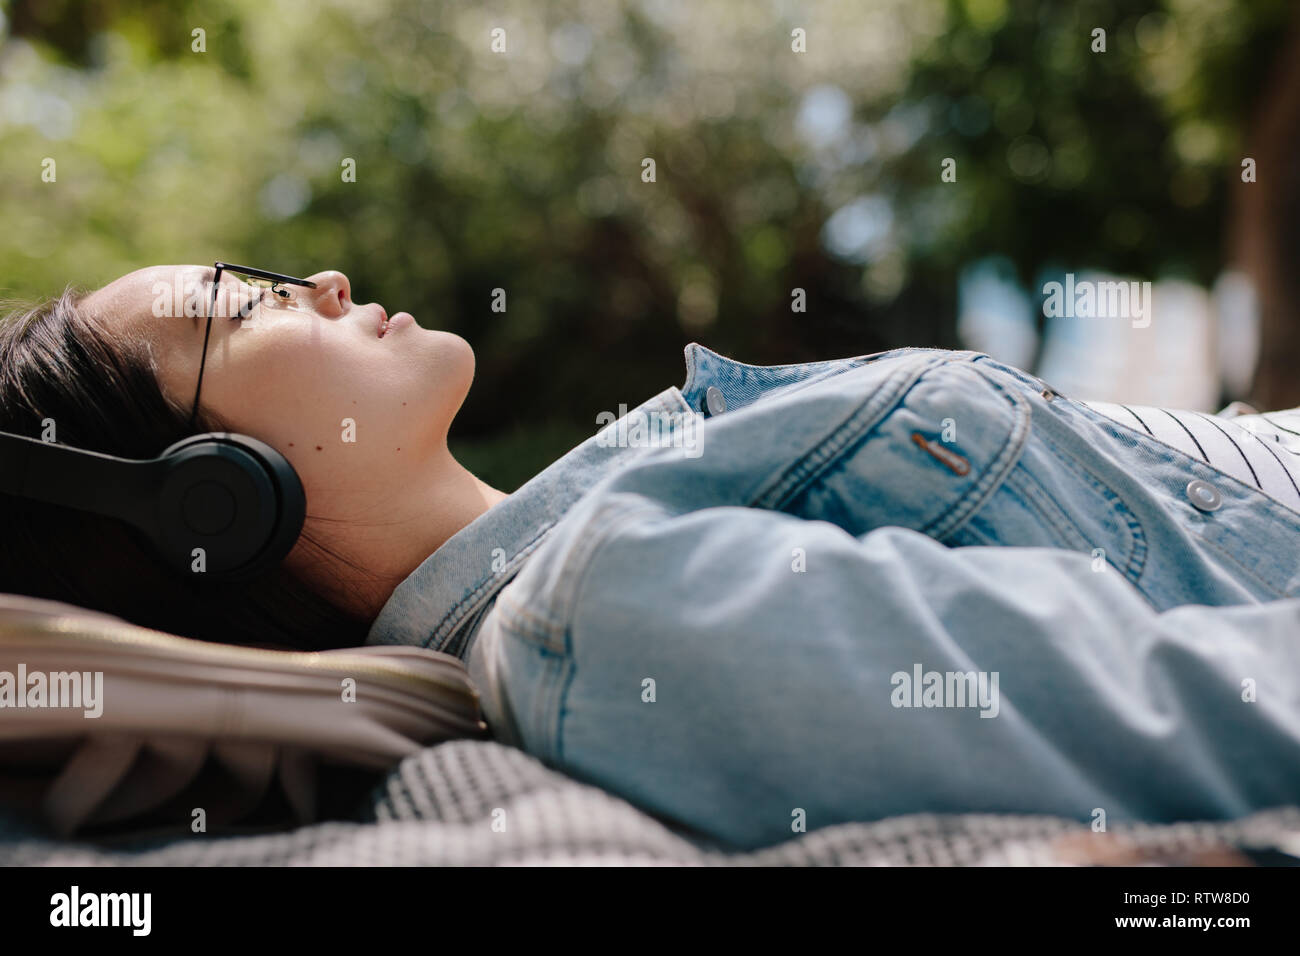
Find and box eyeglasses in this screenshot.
[189,262,318,426]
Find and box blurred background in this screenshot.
[3,0,1300,490]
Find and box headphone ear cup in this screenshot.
[155,433,306,580]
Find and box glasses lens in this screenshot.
[245,276,311,312]
[208,274,310,317]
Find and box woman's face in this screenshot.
[81,263,475,517]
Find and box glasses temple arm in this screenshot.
[188,276,222,427]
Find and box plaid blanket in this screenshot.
[2,739,1298,865]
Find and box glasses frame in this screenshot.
[189,262,318,426]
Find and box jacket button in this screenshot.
[1186,479,1222,512]
[704,386,727,416]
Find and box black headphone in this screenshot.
[0,429,306,581]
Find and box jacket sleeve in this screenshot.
[508,497,1300,851]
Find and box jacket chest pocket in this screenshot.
[773,360,1033,542]
[945,421,1148,585]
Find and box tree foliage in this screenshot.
[1,0,1293,484]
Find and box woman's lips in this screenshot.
[377,308,414,338]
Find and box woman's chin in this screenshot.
[422,331,476,410]
[439,330,476,377]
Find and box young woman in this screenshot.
[3,263,1299,851]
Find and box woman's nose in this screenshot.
[305,271,351,317]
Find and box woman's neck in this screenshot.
[291,447,508,623]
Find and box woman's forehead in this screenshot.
[81,265,208,330]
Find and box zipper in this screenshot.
[0,615,477,702]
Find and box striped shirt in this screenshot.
[1080,400,1300,511]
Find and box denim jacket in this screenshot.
[367,344,1300,851]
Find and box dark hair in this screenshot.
[0,287,370,650]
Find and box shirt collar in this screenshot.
[365,343,713,659]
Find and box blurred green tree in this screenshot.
[1,0,1294,486]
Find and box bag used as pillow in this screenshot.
[0,593,486,836]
